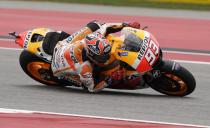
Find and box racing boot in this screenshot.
[91,80,109,93]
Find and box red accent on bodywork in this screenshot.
[15,31,28,48]
[136,58,152,73]
[136,34,160,73]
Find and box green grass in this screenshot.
[28,0,210,11]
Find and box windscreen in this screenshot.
[123,33,143,52]
[31,34,44,42]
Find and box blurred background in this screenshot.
[17,0,210,10]
[0,0,210,127]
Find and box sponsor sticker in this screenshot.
[66,28,86,43]
[88,44,100,55]
[83,72,92,78]
[70,46,78,63]
[132,32,150,69]
[23,31,32,48]
[118,52,128,56]
[137,36,149,61]
[104,45,111,54]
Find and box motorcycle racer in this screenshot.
[51,21,140,92]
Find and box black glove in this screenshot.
[123,22,140,29]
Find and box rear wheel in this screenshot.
[19,50,59,86]
[146,60,196,97]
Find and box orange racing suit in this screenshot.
[51,21,140,92]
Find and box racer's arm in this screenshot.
[77,61,108,92]
[59,21,140,44]
[94,21,140,36]
[84,20,140,36]
[73,42,108,93]
[60,21,100,44]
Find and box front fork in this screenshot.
[143,49,163,84]
[143,70,162,85]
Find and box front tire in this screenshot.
[19,50,58,86]
[147,60,196,97]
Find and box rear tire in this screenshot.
[147,60,196,97]
[19,50,59,86]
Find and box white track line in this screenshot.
[0,38,14,42]
[174,59,210,65]
[1,46,210,65]
[0,47,21,51]
[164,50,210,57]
[0,108,208,128]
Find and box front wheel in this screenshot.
[19,50,59,86]
[145,60,196,97]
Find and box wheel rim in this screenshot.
[27,62,57,85]
[154,73,188,95]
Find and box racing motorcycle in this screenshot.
[9,27,196,96]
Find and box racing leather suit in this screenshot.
[51,21,140,92]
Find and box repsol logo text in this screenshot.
[137,36,149,61]
[24,31,32,48]
[66,27,86,43]
[70,46,78,63]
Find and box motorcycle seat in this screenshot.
[42,31,70,55]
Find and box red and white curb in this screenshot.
[0,108,208,128]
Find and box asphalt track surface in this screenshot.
[1,48,210,127]
[0,1,210,127]
[1,48,210,126]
